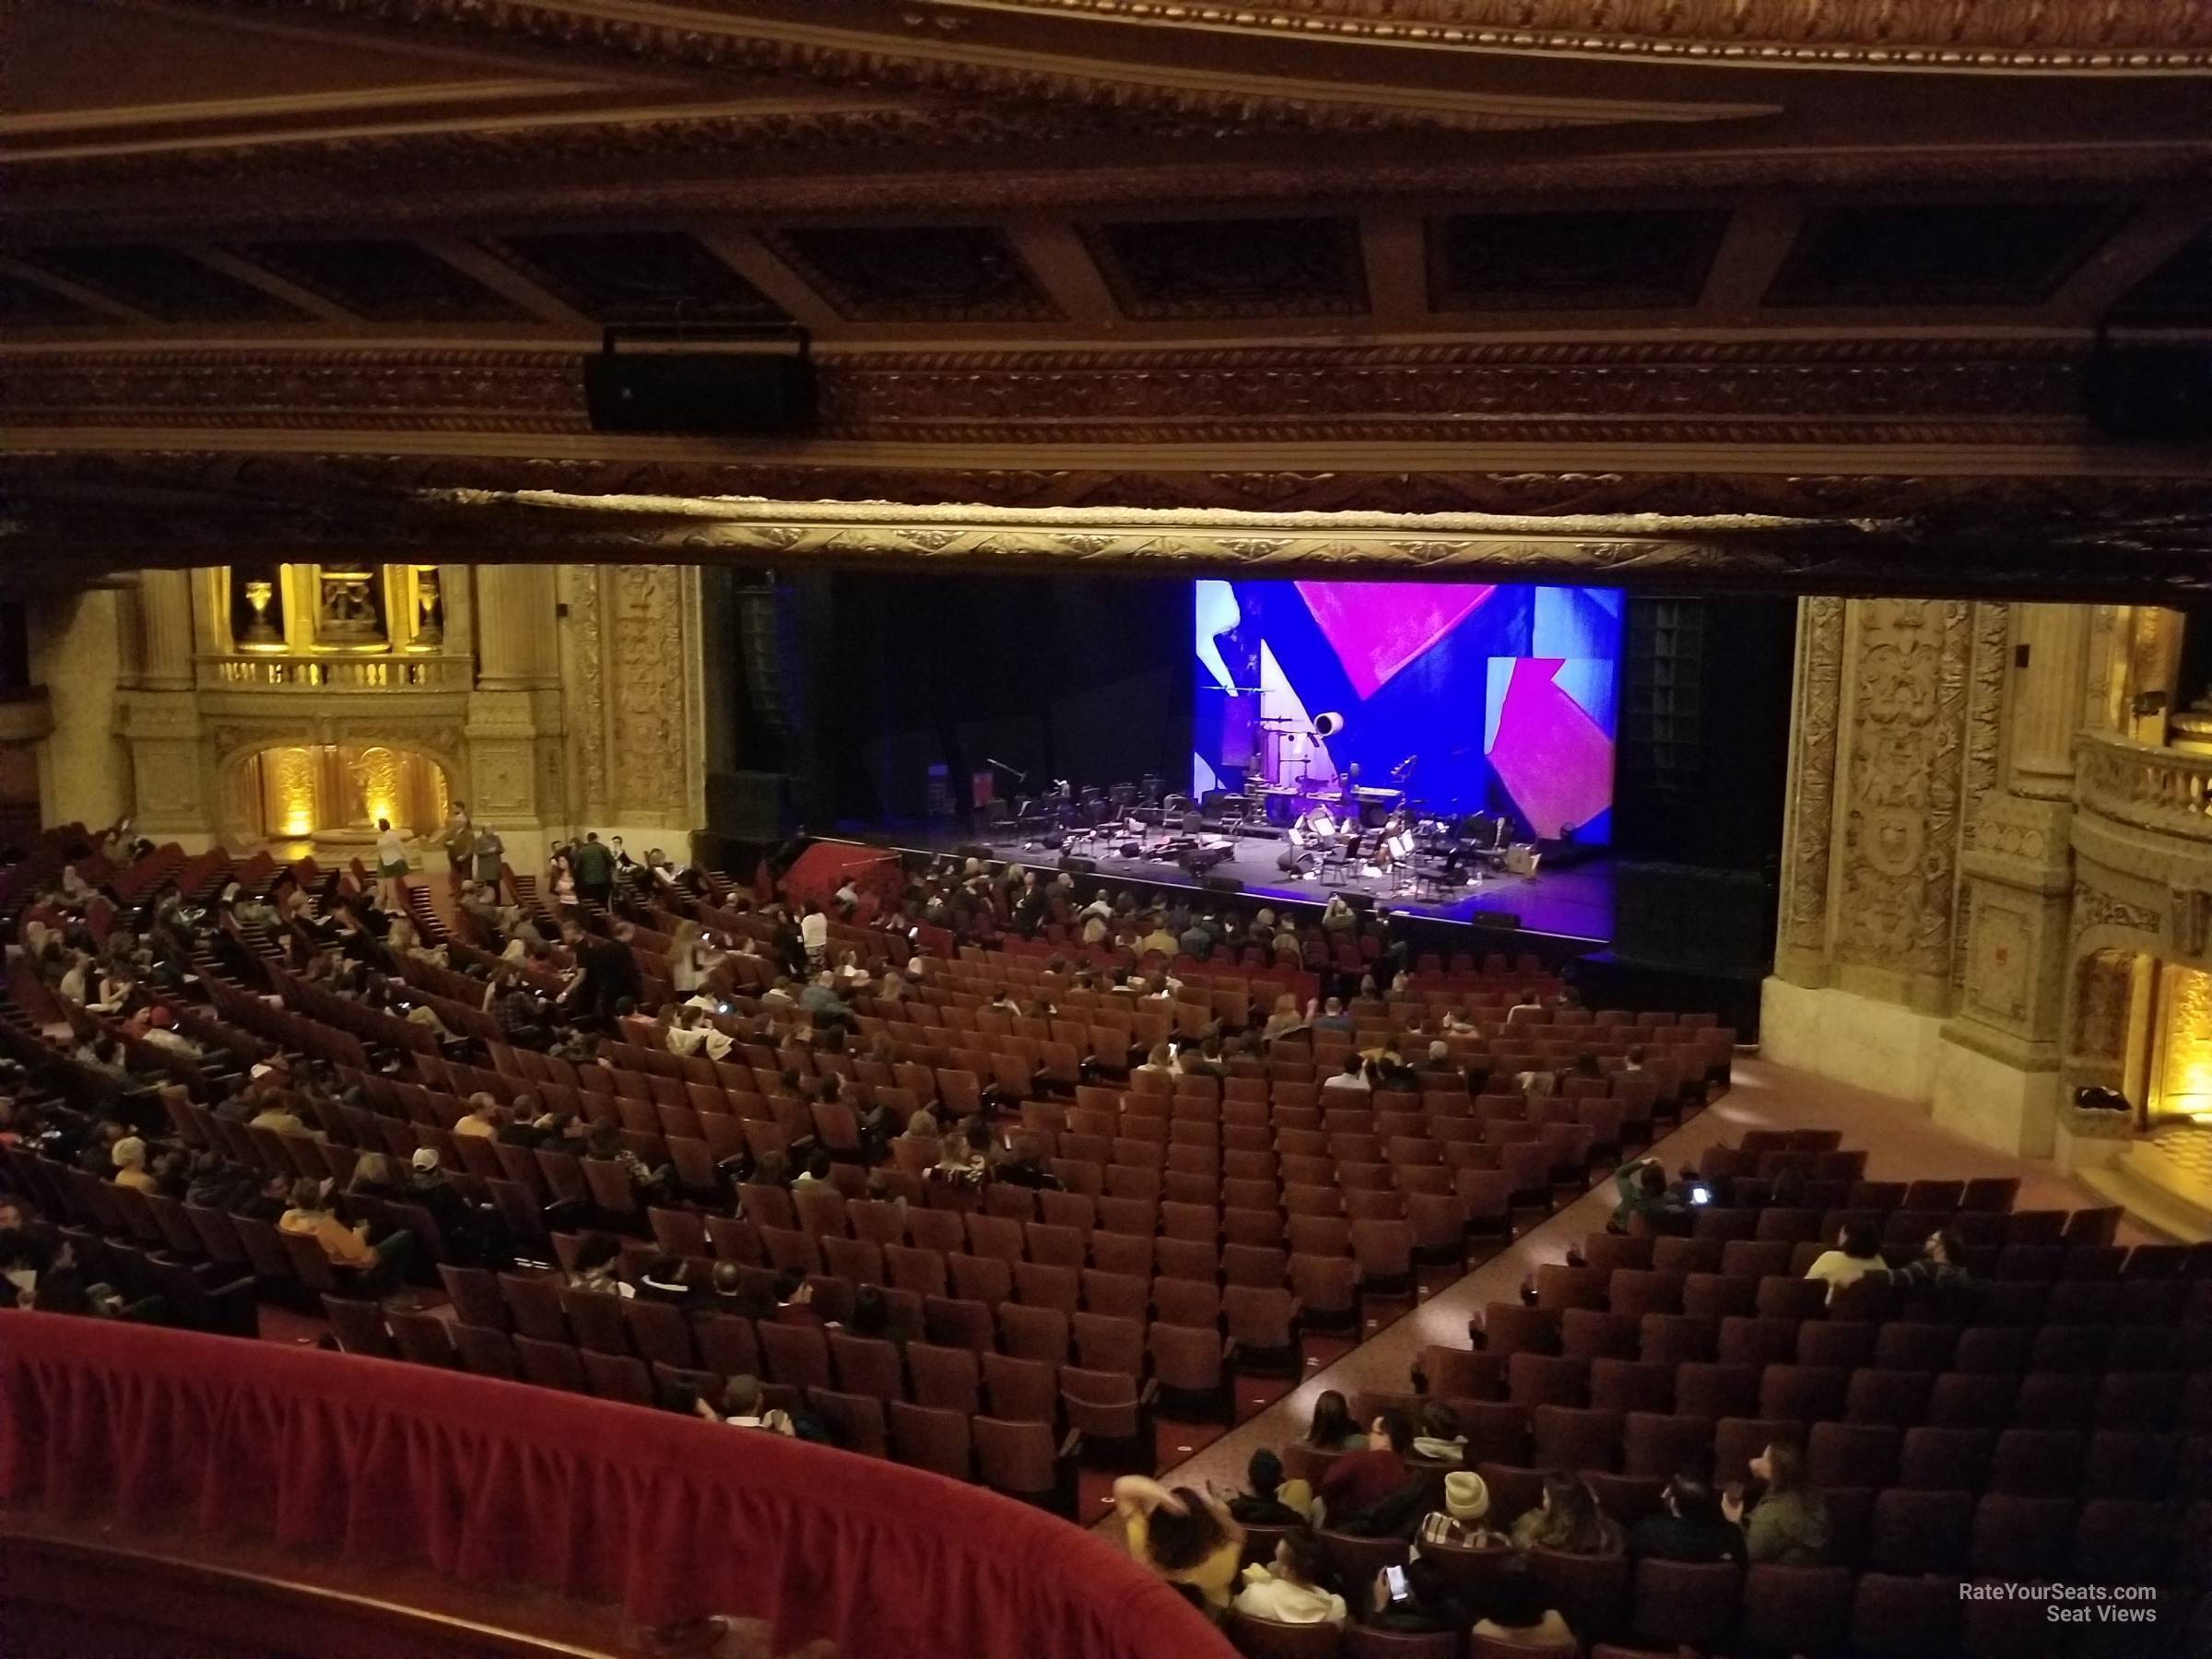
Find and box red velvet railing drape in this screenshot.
[0,1314,1234,1659]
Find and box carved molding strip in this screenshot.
[158,0,1618,139]
[922,0,2212,70]
[0,339,2089,449]
[16,134,2210,241]
[171,0,2212,80]
[5,451,2212,596]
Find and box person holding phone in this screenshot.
[1609,1153,1691,1233]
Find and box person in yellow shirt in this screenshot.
[453,1094,503,1138]
[1112,1475,1246,1616]
[278,1178,411,1294]
[111,1135,159,1193]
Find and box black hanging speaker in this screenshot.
[2083,344,2212,442]
[583,328,815,435]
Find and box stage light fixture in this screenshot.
[1313,712,1346,737]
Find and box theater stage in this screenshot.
[820,822,1615,948]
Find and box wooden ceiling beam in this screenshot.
[1692,202,1806,322]
[691,230,846,332]
[171,244,358,325]
[2036,195,2212,325]
[1002,222,1121,327]
[1359,211,1429,328]
[0,254,159,326]
[418,238,594,329]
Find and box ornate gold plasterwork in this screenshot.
[2077,730,2212,843]
[1955,600,2014,989]
[1782,595,1844,967]
[6,451,2212,598]
[605,564,688,822]
[1835,598,1973,986]
[563,567,608,820]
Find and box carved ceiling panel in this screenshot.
[1765,202,2123,309]
[229,240,524,324]
[758,226,1057,322]
[1429,208,1730,312]
[1082,217,1367,319]
[478,231,789,326]
[13,243,300,324]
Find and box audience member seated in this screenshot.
[994,1135,1062,1191]
[566,1231,633,1298]
[1627,1472,1746,1564]
[1306,1390,1368,1453]
[1325,1054,1371,1094]
[1418,1470,1511,1549]
[1467,1567,1577,1652]
[347,1151,402,1198]
[248,1092,310,1136]
[1320,1408,1430,1535]
[1608,1153,1688,1233]
[926,1132,987,1191]
[1887,1224,1973,1292]
[771,1270,824,1327]
[1727,1441,1830,1565]
[109,1135,159,1193]
[1231,1529,1347,1627]
[1509,1471,1622,1555]
[1113,1477,1245,1617]
[1410,1399,1466,1464]
[1226,1450,1312,1526]
[1803,1218,1887,1301]
[698,1373,798,1436]
[585,1120,670,1201]
[278,1177,411,1297]
[453,1094,502,1139]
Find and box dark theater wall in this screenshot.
[713,570,1192,831]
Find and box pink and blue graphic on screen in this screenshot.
[1193,579,1620,841]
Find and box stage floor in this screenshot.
[831,820,1615,946]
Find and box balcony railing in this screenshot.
[201,653,469,691]
[2077,730,2212,841]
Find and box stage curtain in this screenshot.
[0,1314,1233,1659]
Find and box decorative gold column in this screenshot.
[2006,604,2092,802]
[1766,597,1990,1104]
[465,564,565,867]
[1772,596,1844,988]
[133,569,196,692]
[113,568,213,843]
[474,565,560,690]
[1937,600,2099,1155]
